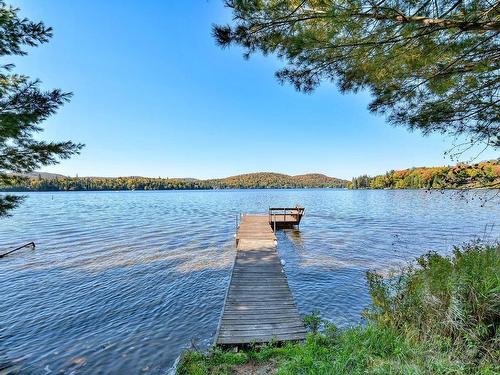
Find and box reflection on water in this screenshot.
[285,229,305,248]
[0,189,498,373]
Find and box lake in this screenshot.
[0,189,498,374]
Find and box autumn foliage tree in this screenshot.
[0,1,82,216]
[350,160,500,189]
[214,0,499,150]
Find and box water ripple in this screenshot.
[0,189,498,374]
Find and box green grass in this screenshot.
[177,243,500,374]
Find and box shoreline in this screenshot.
[176,242,500,374]
[2,187,498,193]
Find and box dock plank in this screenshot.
[215,214,306,345]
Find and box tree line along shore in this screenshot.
[1,161,498,192]
[349,160,499,190]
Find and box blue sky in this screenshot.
[10,1,497,180]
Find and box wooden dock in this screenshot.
[215,214,306,345]
[269,206,305,230]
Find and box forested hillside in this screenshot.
[208,173,346,189]
[4,162,498,192]
[1,173,348,192]
[350,161,499,189]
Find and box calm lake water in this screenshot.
[0,189,498,374]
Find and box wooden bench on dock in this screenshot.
[215,213,306,345]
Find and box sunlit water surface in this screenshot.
[0,190,498,374]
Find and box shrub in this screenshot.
[303,309,321,333]
[365,241,500,364]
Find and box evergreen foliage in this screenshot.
[0,1,82,216]
[214,0,500,149]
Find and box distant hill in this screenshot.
[293,173,345,186]
[209,172,347,188]
[0,172,348,191]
